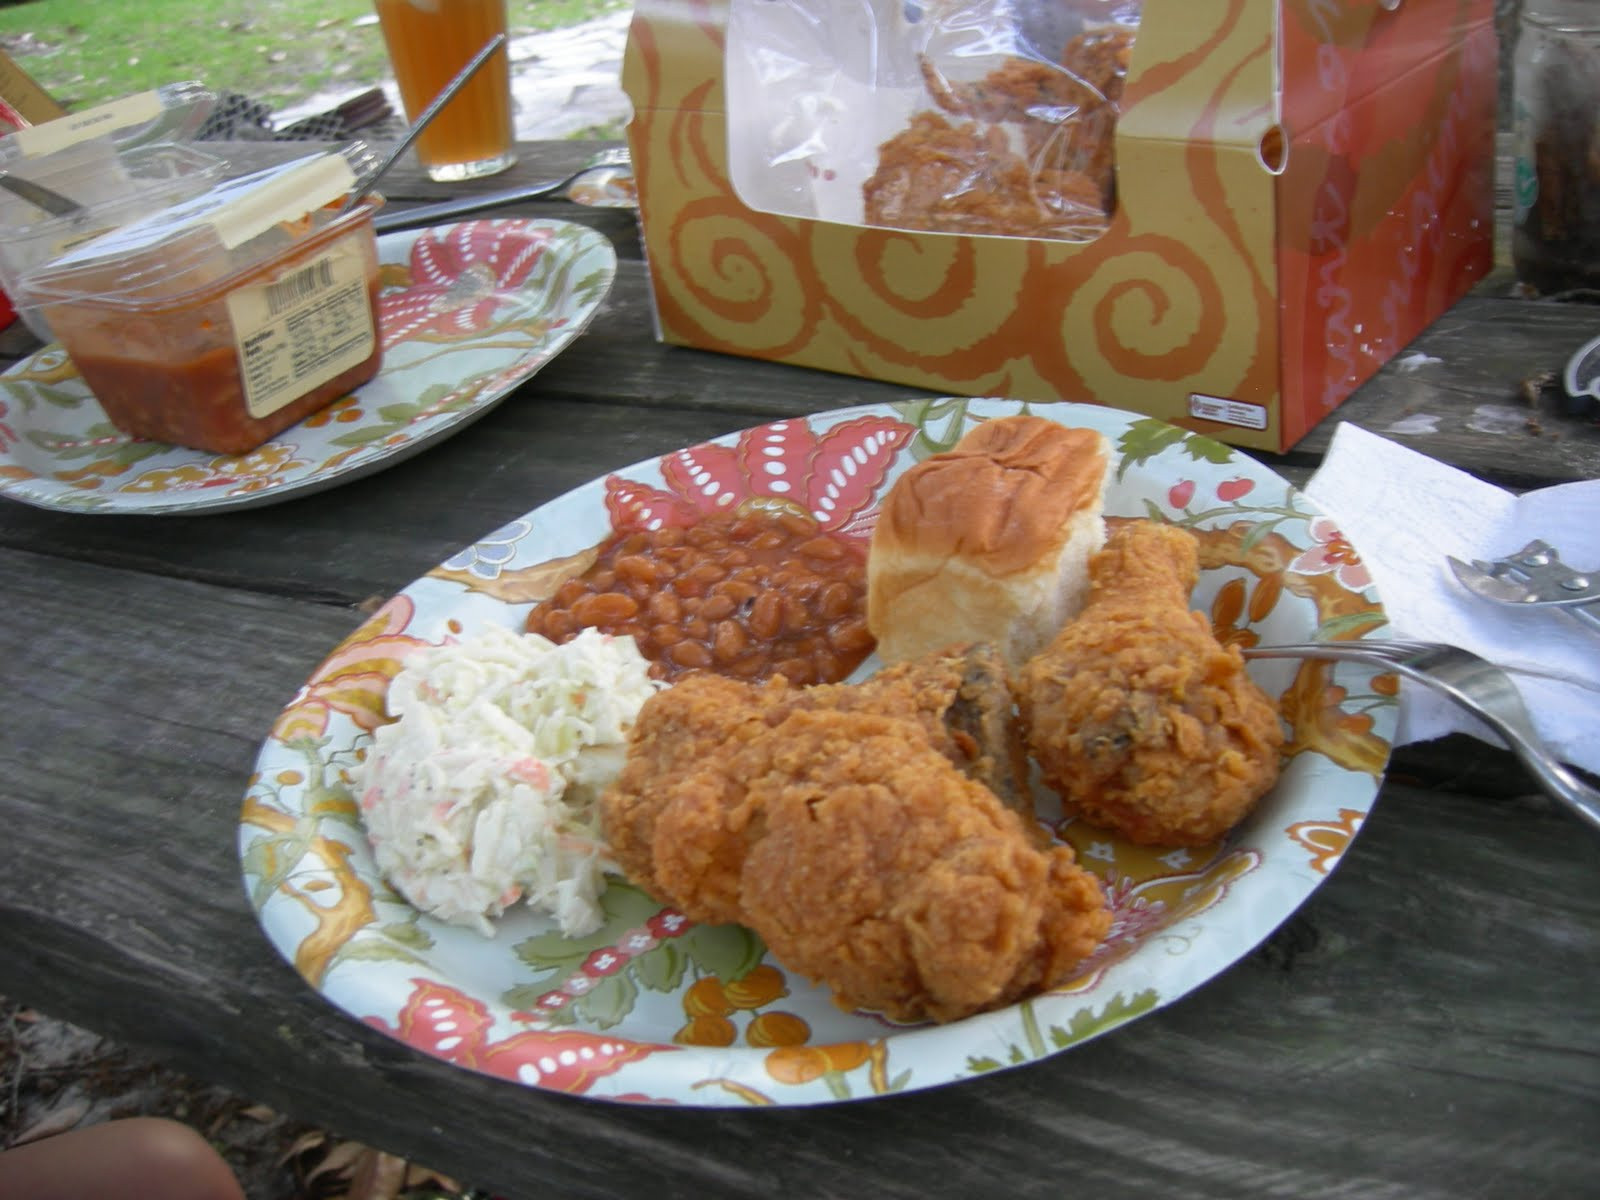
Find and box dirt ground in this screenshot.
[0,996,486,1200]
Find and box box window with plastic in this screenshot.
[724,0,1139,241]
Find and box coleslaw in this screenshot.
[358,624,662,937]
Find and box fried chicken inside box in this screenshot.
[726,0,1140,240]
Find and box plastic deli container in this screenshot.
[0,82,225,340]
[24,148,386,456]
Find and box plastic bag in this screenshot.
[726,0,1141,241]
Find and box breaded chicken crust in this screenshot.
[601,651,1110,1023]
[921,25,1133,208]
[603,644,1037,915]
[603,671,775,922]
[862,111,1104,238]
[1017,521,1285,846]
[608,705,1107,1023]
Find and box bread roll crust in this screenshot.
[868,416,1109,668]
[874,417,1107,577]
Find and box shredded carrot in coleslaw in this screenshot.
[357,625,662,937]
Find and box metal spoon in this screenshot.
[339,31,508,214]
[370,147,632,234]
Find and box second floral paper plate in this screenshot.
[0,218,616,514]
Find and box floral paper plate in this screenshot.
[0,218,616,514]
[241,398,1394,1107]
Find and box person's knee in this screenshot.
[113,1117,245,1200]
[0,1117,245,1200]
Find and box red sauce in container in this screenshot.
[23,152,384,456]
[62,265,383,455]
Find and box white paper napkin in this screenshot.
[1304,422,1600,775]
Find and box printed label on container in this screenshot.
[12,90,163,158]
[226,238,373,419]
[1187,393,1269,431]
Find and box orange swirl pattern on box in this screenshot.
[620,0,1496,453]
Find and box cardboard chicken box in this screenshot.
[0,47,65,135]
[620,0,1498,452]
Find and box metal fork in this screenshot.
[1243,638,1600,832]
[1446,540,1600,636]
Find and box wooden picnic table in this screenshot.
[1,138,1596,1199]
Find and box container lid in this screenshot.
[22,144,381,311]
[48,149,363,266]
[0,81,217,167]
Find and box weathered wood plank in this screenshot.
[0,394,778,605]
[2,548,1595,1199]
[1278,293,1600,487]
[1,131,1596,1198]
[2,274,1593,607]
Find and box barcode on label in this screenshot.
[266,258,336,316]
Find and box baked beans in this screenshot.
[524,509,875,686]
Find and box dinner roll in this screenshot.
[867,415,1109,669]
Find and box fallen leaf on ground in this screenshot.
[14,1100,90,1146]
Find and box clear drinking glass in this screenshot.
[1511,0,1600,295]
[373,0,518,183]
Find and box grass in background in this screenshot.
[0,0,629,113]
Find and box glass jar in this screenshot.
[1511,0,1600,295]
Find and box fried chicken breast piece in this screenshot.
[633,707,1110,1023]
[862,111,1105,238]
[601,671,780,916]
[603,644,1037,917]
[918,26,1135,211]
[1016,521,1285,846]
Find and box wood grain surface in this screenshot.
[1,140,1597,1199]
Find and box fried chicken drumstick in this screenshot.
[602,648,1109,1023]
[1017,522,1285,846]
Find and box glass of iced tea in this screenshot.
[373,0,517,183]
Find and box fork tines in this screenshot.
[1448,540,1600,634]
